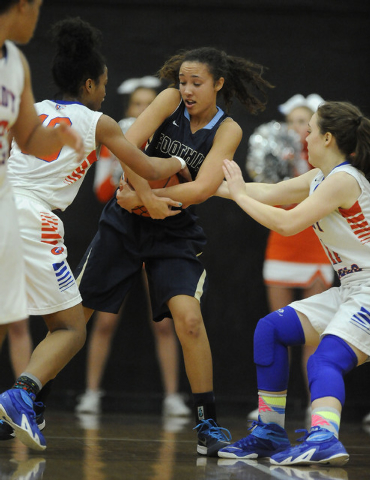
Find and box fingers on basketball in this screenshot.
[125,174,180,217]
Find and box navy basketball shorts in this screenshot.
[75,198,208,321]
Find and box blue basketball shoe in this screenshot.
[218,419,290,459]
[0,401,46,441]
[0,389,46,451]
[270,426,349,466]
[195,419,232,457]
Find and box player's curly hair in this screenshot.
[317,101,370,180]
[158,47,274,114]
[50,17,106,98]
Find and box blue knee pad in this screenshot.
[307,334,358,406]
[254,306,305,391]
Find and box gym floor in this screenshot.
[0,411,369,479]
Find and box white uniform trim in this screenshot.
[290,164,370,356]
[8,100,102,211]
[0,41,28,324]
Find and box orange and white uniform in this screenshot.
[0,40,28,324]
[7,99,102,315]
[289,163,370,356]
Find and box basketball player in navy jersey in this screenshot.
[76,47,273,456]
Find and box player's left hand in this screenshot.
[222,159,246,201]
[116,182,140,211]
[144,195,182,219]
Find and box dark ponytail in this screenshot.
[317,101,370,180]
[50,17,106,97]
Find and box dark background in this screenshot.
[2,0,370,419]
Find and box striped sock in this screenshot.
[13,373,42,397]
[311,407,341,438]
[258,392,286,427]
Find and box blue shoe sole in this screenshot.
[218,442,289,460]
[270,451,349,466]
[218,450,259,459]
[0,403,46,451]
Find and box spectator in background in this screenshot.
[76,76,191,418]
[246,94,334,422]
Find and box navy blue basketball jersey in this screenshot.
[145,97,229,181]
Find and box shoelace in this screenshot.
[249,419,265,430]
[194,419,232,441]
[294,426,331,443]
[229,420,271,448]
[294,428,310,443]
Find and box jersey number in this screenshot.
[36,114,72,162]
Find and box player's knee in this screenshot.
[254,315,276,366]
[174,311,203,339]
[152,317,174,337]
[94,314,119,336]
[307,334,358,405]
[254,306,305,367]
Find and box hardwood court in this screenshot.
[0,411,369,479]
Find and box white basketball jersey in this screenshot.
[0,41,24,191]
[311,163,370,284]
[7,99,102,210]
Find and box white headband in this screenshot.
[117,76,162,95]
[278,93,325,116]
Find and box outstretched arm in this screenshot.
[96,114,185,182]
[222,159,360,235]
[216,164,320,207]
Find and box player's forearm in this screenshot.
[152,181,210,206]
[234,193,299,235]
[147,156,186,181]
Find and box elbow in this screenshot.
[274,224,300,236]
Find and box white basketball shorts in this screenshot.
[0,183,28,324]
[14,194,82,316]
[290,280,370,357]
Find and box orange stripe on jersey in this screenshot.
[339,201,370,244]
[87,150,98,164]
[64,154,97,185]
[40,212,62,245]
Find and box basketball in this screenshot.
[123,173,180,217]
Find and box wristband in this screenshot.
[172,156,187,170]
